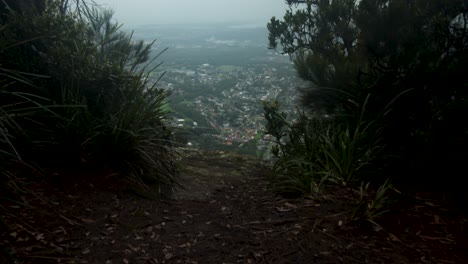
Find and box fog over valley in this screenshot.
[89,0,304,155]
[96,0,288,25]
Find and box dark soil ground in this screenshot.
[1,150,467,263]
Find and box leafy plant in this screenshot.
[263,100,331,195]
[269,0,468,201]
[320,95,383,185]
[350,179,394,222]
[1,1,177,261]
[0,0,177,191]
[272,158,329,195]
[263,97,383,196]
[262,100,288,157]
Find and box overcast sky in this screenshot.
[95,0,289,25]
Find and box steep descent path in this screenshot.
[2,151,467,263]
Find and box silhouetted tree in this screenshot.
[268,0,468,200]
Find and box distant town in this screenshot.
[133,23,305,156]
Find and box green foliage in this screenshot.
[268,0,362,113]
[321,124,380,185]
[268,0,468,201]
[0,0,177,192]
[350,179,394,222]
[267,110,329,195]
[263,99,383,196]
[320,94,385,185]
[1,4,177,258]
[262,100,288,156]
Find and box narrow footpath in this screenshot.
[2,151,466,263]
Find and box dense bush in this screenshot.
[0,0,177,193]
[0,2,177,260]
[263,98,384,196]
[266,0,468,204]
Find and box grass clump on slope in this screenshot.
[0,0,177,194]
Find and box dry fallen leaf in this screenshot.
[128,244,141,252]
[35,233,45,240]
[178,242,191,248]
[388,233,401,242]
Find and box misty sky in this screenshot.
[95,0,289,25]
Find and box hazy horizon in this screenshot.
[95,0,289,26]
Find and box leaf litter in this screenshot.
[1,151,467,263]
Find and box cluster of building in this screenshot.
[159,57,304,154]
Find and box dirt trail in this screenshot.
[2,151,467,263]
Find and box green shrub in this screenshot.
[263,101,326,195]
[269,0,468,201]
[0,1,177,260]
[263,97,384,196]
[320,124,382,185]
[0,0,177,193]
[350,179,395,223]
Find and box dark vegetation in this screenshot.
[265,0,468,210]
[1,0,467,263]
[1,0,177,260]
[0,0,178,185]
